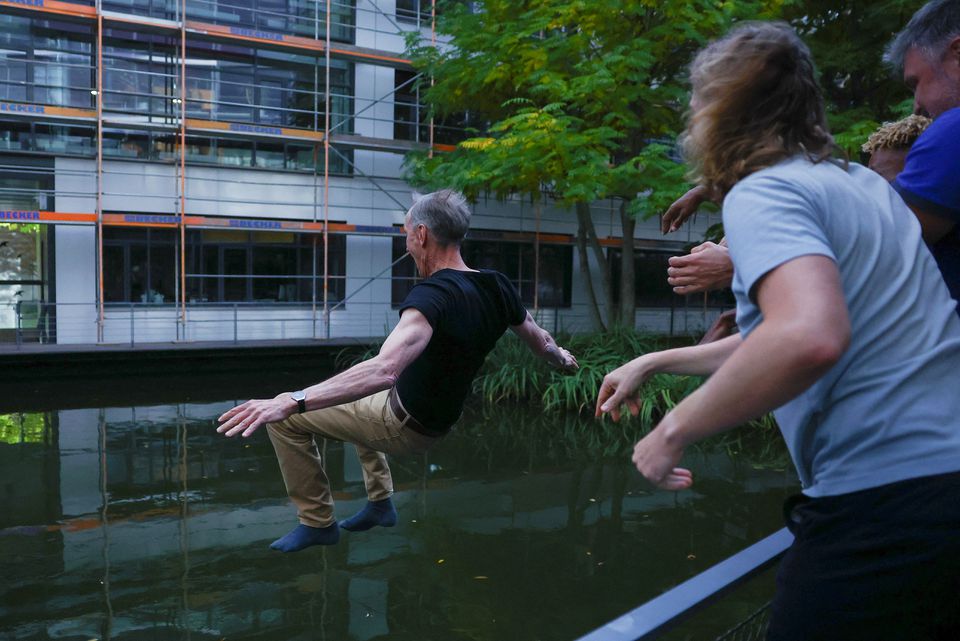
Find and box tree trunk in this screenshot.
[576,210,606,332]
[618,200,636,328]
[576,201,613,329]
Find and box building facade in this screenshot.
[0,0,723,346]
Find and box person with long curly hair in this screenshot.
[597,22,960,640]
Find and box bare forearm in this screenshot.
[644,333,742,377]
[300,357,397,412]
[662,322,839,448]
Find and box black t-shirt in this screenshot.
[397,268,526,431]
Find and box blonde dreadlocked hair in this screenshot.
[861,115,932,155]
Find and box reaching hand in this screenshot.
[662,185,708,234]
[556,346,579,373]
[698,309,738,345]
[631,420,692,490]
[667,241,733,295]
[595,358,652,422]
[217,394,296,438]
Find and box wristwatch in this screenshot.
[290,390,307,414]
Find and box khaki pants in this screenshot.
[266,388,440,527]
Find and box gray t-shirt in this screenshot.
[724,156,960,497]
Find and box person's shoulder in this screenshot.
[726,156,818,204]
[932,107,960,128]
[907,107,960,152]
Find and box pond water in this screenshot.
[0,372,798,641]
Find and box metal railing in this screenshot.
[576,528,793,641]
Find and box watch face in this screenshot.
[292,390,306,401]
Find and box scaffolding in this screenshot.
[0,0,446,342]
[0,0,720,346]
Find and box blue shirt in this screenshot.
[894,107,960,309]
[725,157,960,498]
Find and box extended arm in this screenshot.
[595,332,743,421]
[628,255,850,488]
[217,309,434,437]
[510,311,578,372]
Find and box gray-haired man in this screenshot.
[216,189,578,552]
[885,0,960,307]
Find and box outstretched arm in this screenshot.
[595,333,743,422]
[509,311,578,372]
[217,309,434,437]
[628,255,850,489]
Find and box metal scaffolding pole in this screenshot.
[96,8,104,342]
[323,0,332,339]
[179,0,188,339]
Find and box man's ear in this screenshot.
[948,36,960,67]
[416,224,428,246]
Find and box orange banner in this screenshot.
[0,0,95,18]
[0,102,96,120]
[185,118,324,142]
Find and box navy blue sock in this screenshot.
[269,522,340,552]
[339,497,398,532]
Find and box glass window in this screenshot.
[0,155,55,211]
[254,140,285,169]
[101,0,175,20]
[0,121,32,153]
[285,143,315,171]
[102,128,150,159]
[217,137,254,167]
[391,236,417,305]
[0,222,51,336]
[0,17,94,109]
[185,136,216,164]
[394,69,420,142]
[184,229,345,304]
[218,67,256,122]
[103,227,177,303]
[34,124,95,156]
[0,50,28,103]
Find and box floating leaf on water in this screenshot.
[686,554,696,560]
[437,559,445,564]
[473,575,488,580]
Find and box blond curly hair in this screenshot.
[861,115,932,155]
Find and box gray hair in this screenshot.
[886,0,960,71]
[408,189,471,246]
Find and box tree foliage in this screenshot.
[405,0,784,330]
[403,0,924,328]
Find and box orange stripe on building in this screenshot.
[185,118,324,142]
[0,0,96,18]
[0,102,96,120]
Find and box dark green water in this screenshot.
[0,374,798,641]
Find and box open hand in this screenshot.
[217,394,296,438]
[595,357,652,422]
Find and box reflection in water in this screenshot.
[0,402,798,641]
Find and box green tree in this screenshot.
[404,0,784,330]
[784,0,926,155]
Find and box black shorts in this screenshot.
[766,470,960,641]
